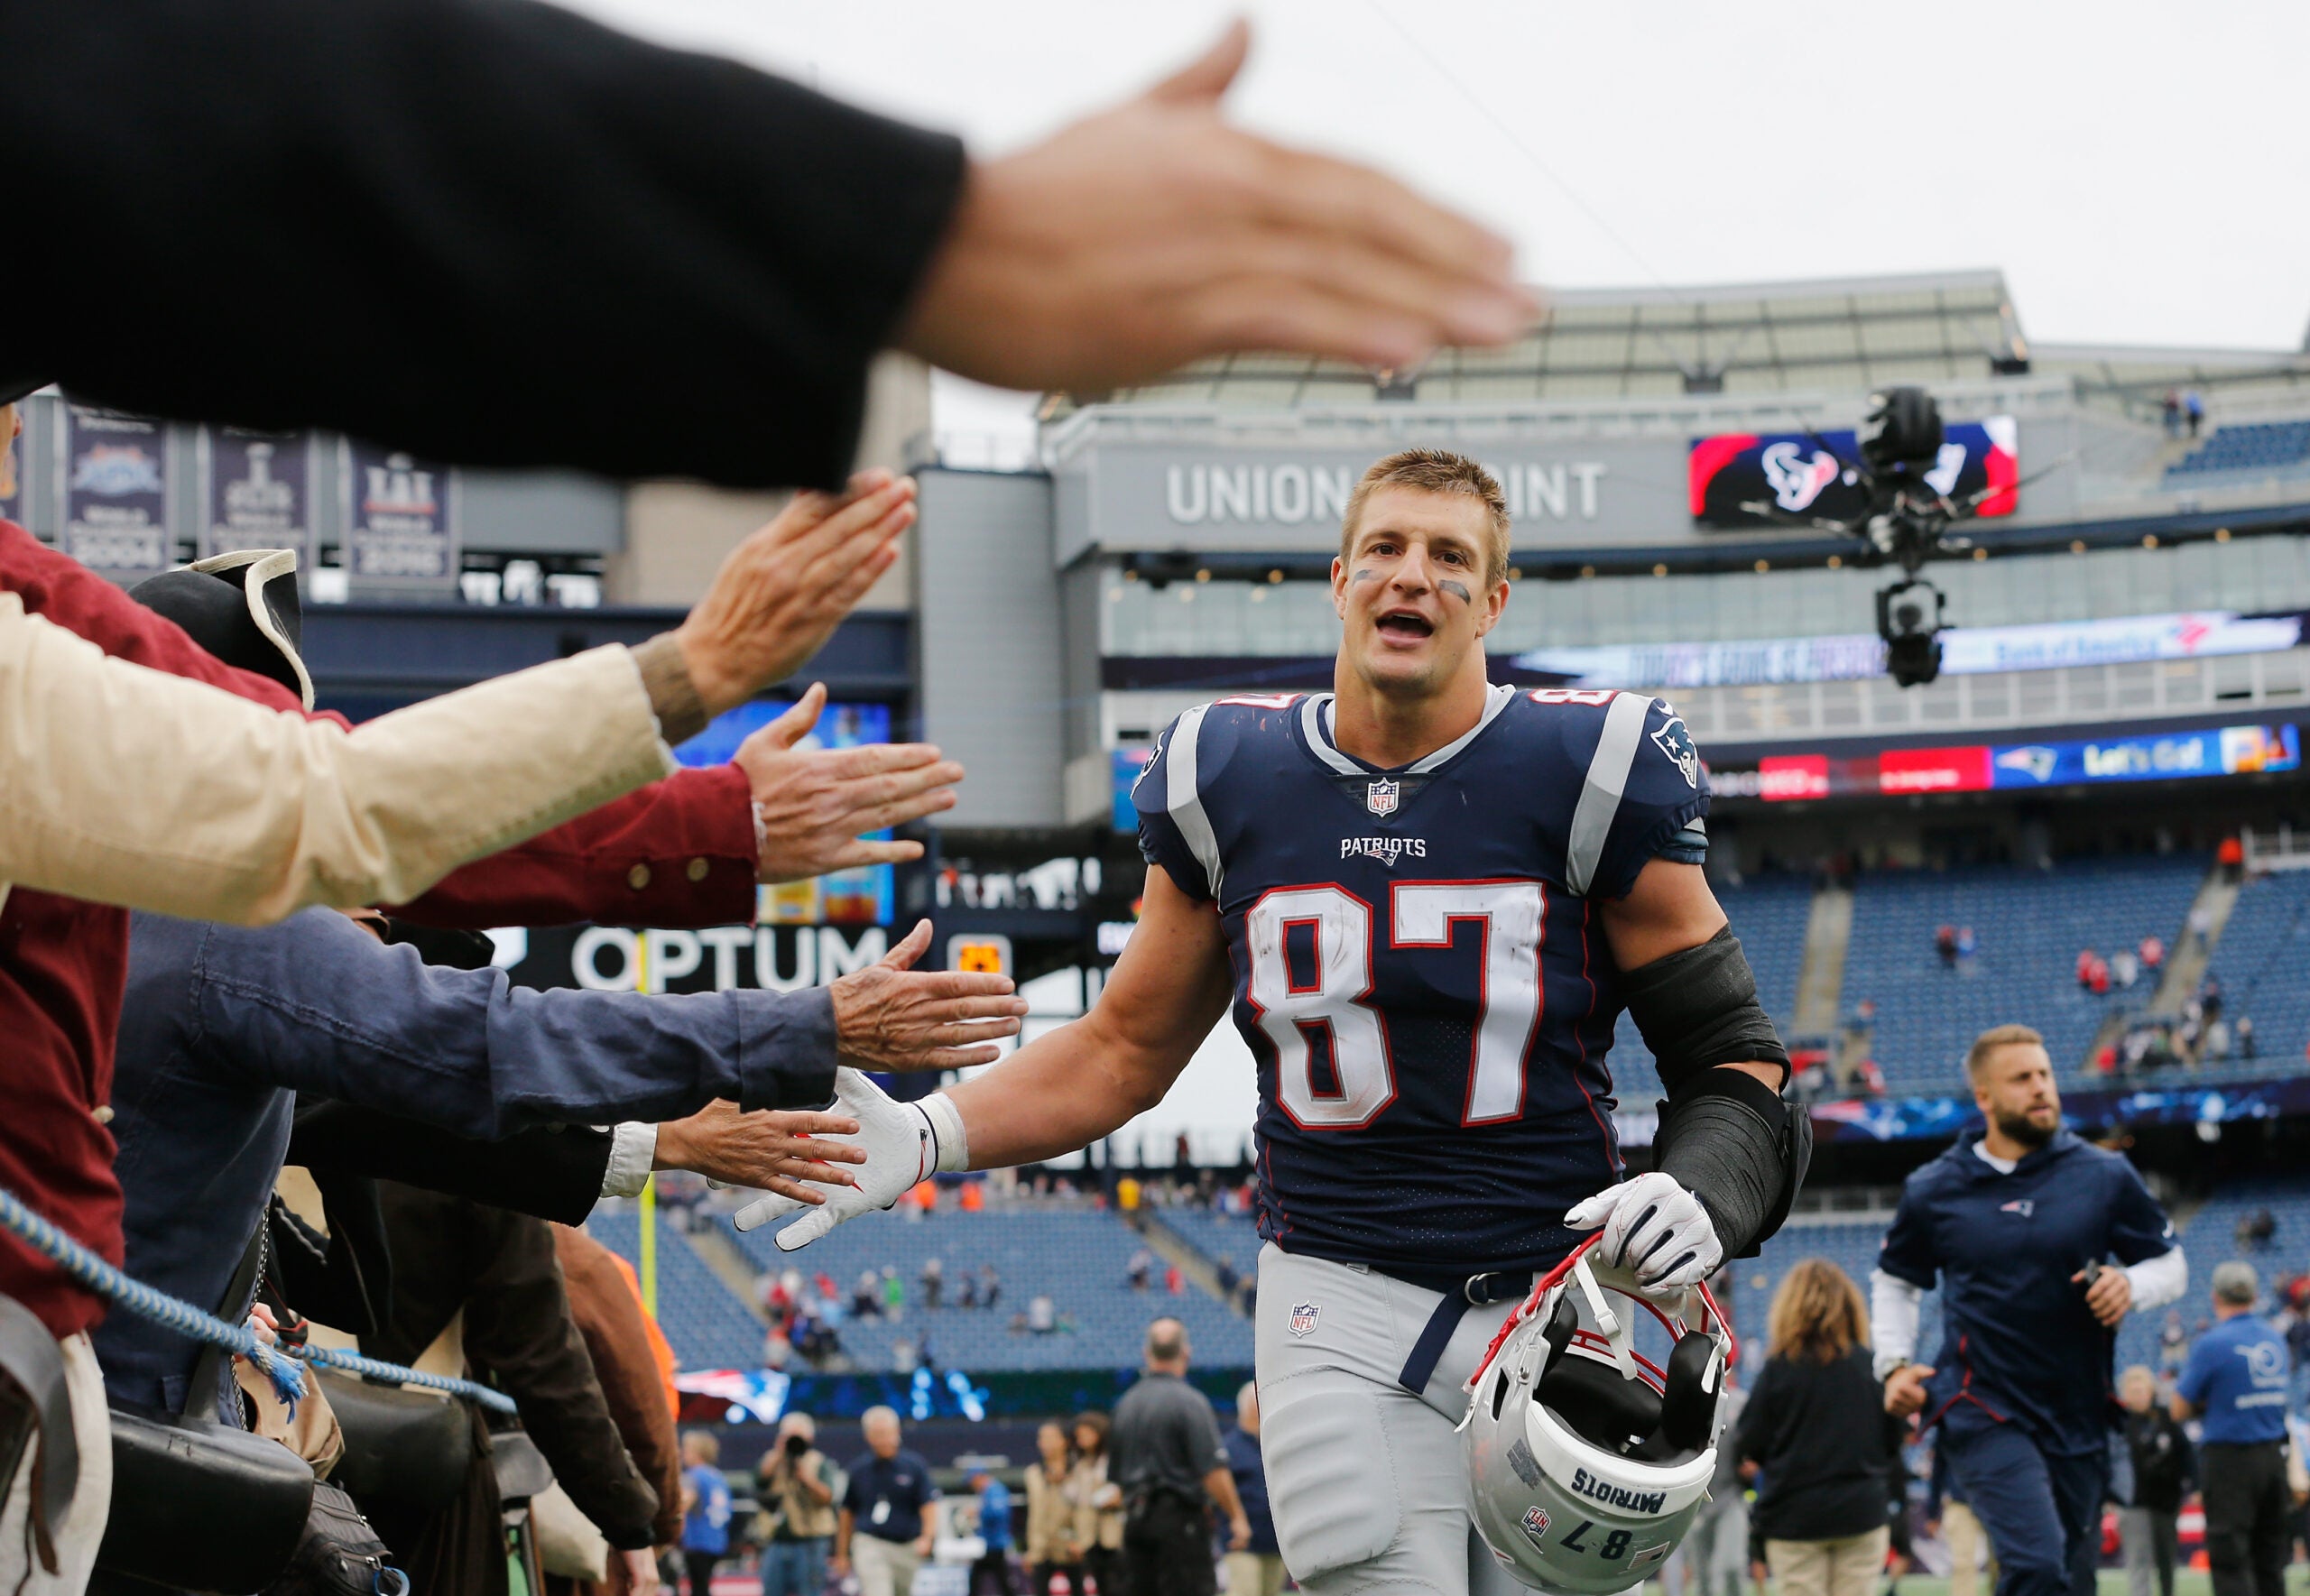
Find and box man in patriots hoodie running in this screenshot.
[1873,1025,2185,1596]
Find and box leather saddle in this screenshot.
[320,1372,474,1513]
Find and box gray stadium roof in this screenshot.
[1058,269,2033,413]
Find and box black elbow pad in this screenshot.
[1619,927,1791,1093]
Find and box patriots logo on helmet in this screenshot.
[1365,779,1400,817]
[1289,1302,1320,1338]
[1520,1507,1550,1546]
[2000,1199,2034,1216]
[1650,716,1700,789]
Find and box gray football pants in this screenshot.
[1254,1243,1531,1596]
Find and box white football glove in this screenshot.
[1565,1171,1723,1298]
[732,1069,967,1251]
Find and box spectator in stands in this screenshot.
[1111,1319,1250,1596]
[2079,949,2100,990]
[1164,1264,1184,1296]
[1738,1259,1904,1596]
[1955,925,1978,973]
[2141,935,2167,973]
[892,1335,919,1374]
[2240,1015,2259,1058]
[2118,1366,2193,1596]
[2174,1261,2291,1596]
[2238,1209,2278,1252]
[759,1412,839,1596]
[883,1268,906,1320]
[1023,1420,1086,1596]
[1128,1248,1154,1291]
[1937,925,1959,969]
[960,1270,982,1311]
[2186,392,2206,438]
[836,1407,938,1596]
[1221,1382,1282,1596]
[2091,958,2112,997]
[2163,391,2183,436]
[983,1266,1004,1312]
[968,1467,1018,1596]
[1070,1413,1126,1596]
[923,1257,946,1312]
[1214,1257,1241,1299]
[2222,835,2248,883]
[1029,1296,1058,1335]
[2113,948,2142,990]
[2193,907,2218,955]
[855,1270,882,1321]
[680,1431,734,1596]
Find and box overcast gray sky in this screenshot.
[559,0,2308,444]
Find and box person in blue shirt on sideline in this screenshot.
[2175,1261,2292,1596]
[967,1466,1017,1596]
[1871,1024,2186,1596]
[682,1430,735,1596]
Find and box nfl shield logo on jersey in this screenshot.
[1520,1507,1550,1546]
[1288,1302,1320,1338]
[1365,779,1400,816]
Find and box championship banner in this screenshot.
[61,405,172,577]
[200,428,311,561]
[341,439,458,586]
[1688,416,2018,530]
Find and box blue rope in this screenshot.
[290,1345,515,1415]
[0,1185,515,1416]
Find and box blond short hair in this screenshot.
[1965,1023,2046,1082]
[1340,448,1511,587]
[1766,1259,1871,1364]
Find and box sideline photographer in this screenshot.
[758,1414,838,1596]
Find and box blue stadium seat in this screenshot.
[2163,420,2310,482]
[1839,856,2207,1094]
[725,1206,1254,1373]
[588,1211,767,1372]
[2194,871,2310,1081]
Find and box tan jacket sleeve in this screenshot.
[0,590,677,924]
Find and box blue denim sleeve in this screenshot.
[173,907,835,1136]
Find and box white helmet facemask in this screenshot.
[1459,1237,1736,1594]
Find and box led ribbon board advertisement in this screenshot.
[1512,610,2308,693]
[1725,723,2300,801]
[1687,416,2018,530]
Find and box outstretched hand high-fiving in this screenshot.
[734,1069,965,1251]
[827,919,1025,1073]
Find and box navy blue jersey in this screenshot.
[1878,1131,2176,1454]
[1135,685,1709,1279]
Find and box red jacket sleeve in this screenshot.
[387,763,759,929]
[0,520,757,929]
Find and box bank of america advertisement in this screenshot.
[1687,416,2018,529]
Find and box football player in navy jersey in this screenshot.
[741,448,1806,1596]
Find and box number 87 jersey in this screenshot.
[1133,684,1709,1282]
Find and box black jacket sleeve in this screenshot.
[291,1099,613,1228]
[1,0,966,487]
